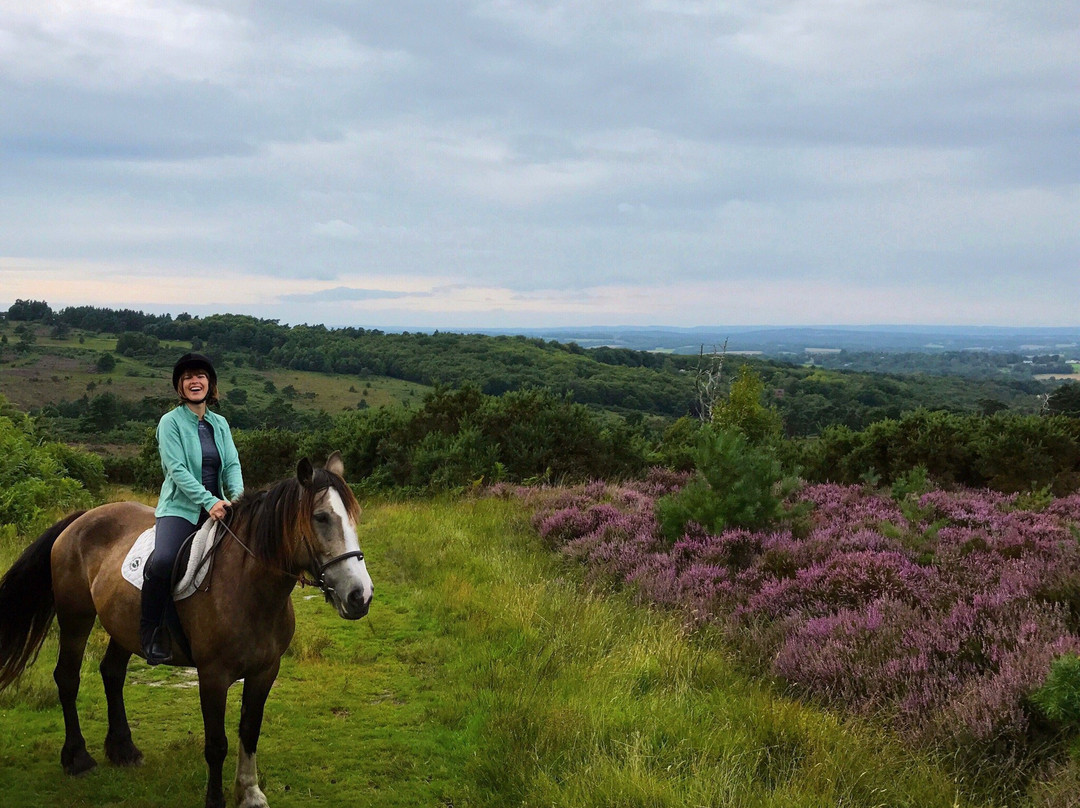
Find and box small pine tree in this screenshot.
[656,427,787,543]
[1033,653,1080,728]
[712,365,783,445]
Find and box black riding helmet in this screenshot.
[172,353,217,391]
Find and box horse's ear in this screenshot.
[325,451,345,478]
[297,458,314,489]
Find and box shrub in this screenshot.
[300,386,652,493]
[233,429,303,488]
[96,352,117,372]
[0,401,95,535]
[42,441,106,495]
[793,410,1080,494]
[711,364,783,445]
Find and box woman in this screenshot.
[142,353,244,665]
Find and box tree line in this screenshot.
[3,301,1056,438]
[808,348,1076,379]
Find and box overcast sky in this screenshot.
[1,1,1076,329]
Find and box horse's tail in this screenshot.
[0,511,85,690]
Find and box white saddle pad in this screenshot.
[121,520,222,601]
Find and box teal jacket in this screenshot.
[155,405,244,521]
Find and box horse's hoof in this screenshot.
[62,748,98,776]
[105,738,144,767]
[236,785,270,808]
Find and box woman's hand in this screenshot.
[208,500,229,521]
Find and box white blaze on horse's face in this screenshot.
[312,488,373,619]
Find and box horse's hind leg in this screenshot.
[101,638,143,766]
[53,612,97,775]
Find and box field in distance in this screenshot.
[0,325,431,415]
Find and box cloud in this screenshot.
[281,286,420,302]
[311,220,362,240]
[0,1,1076,327]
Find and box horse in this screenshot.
[0,452,373,808]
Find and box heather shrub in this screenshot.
[532,474,1080,796]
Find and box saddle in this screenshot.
[121,519,222,600]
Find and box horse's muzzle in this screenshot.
[341,586,372,620]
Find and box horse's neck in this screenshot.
[216,530,297,614]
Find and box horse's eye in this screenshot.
[314,512,331,524]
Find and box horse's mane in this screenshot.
[227,468,360,572]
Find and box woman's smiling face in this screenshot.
[179,370,210,402]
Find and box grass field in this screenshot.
[0,493,994,808]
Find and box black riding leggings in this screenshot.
[146,513,208,583]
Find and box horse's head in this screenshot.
[296,452,373,620]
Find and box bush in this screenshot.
[0,400,95,535]
[712,364,783,445]
[42,441,106,495]
[299,386,651,494]
[233,429,303,489]
[793,410,1080,494]
[96,352,117,372]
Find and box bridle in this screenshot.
[216,509,364,596]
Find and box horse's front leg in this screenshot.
[234,660,280,808]
[100,638,143,766]
[198,670,231,808]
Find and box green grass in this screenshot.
[1,496,991,807]
[234,367,429,414]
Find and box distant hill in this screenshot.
[472,325,1080,357]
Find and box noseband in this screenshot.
[310,549,365,595]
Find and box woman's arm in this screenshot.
[219,423,245,501]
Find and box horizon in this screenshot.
[4,299,1080,337]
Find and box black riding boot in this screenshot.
[140,572,173,666]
